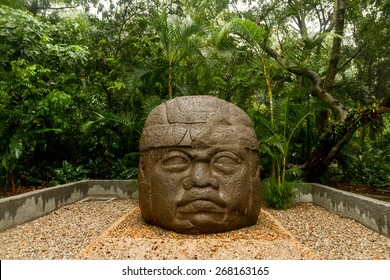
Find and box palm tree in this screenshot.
[128,11,206,99]
[212,18,281,173]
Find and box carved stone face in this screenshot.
[139,96,261,234]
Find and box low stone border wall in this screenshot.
[0,180,137,232]
[294,183,389,237]
[0,180,389,237]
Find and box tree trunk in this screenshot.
[168,60,173,99]
[315,0,347,138]
[323,0,346,93]
[263,0,352,181]
[27,0,39,15]
[257,0,388,181]
[25,0,80,16]
[261,58,276,178]
[303,107,389,181]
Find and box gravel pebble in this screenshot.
[268,203,390,260]
[0,199,138,259]
[0,200,389,260]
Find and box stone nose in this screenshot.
[183,162,219,190]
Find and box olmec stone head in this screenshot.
[138,95,261,234]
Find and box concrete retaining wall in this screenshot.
[294,183,389,237]
[0,180,389,237]
[0,180,137,232]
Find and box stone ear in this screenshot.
[138,153,154,223]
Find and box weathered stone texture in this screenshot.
[139,96,262,233]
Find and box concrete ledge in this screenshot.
[0,180,137,232]
[294,183,390,237]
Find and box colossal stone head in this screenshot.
[138,95,261,234]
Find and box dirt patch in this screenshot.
[0,185,49,198]
[328,182,390,201]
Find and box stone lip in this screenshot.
[0,180,389,238]
[176,199,226,214]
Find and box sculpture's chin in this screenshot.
[175,216,227,234]
[143,208,259,234]
[183,212,226,225]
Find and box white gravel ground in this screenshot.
[0,199,138,259]
[268,203,390,260]
[0,199,389,260]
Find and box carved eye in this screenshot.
[211,152,241,174]
[161,151,190,172]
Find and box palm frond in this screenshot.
[230,18,267,53]
[82,111,139,132]
[142,95,165,117]
[126,64,163,86]
[285,166,303,177]
[210,22,253,62]
[95,111,138,128]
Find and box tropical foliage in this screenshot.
[0,1,389,204]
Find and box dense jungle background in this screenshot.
[1,0,389,206]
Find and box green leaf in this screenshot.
[32,128,62,134]
[2,153,8,170]
[9,136,23,159]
